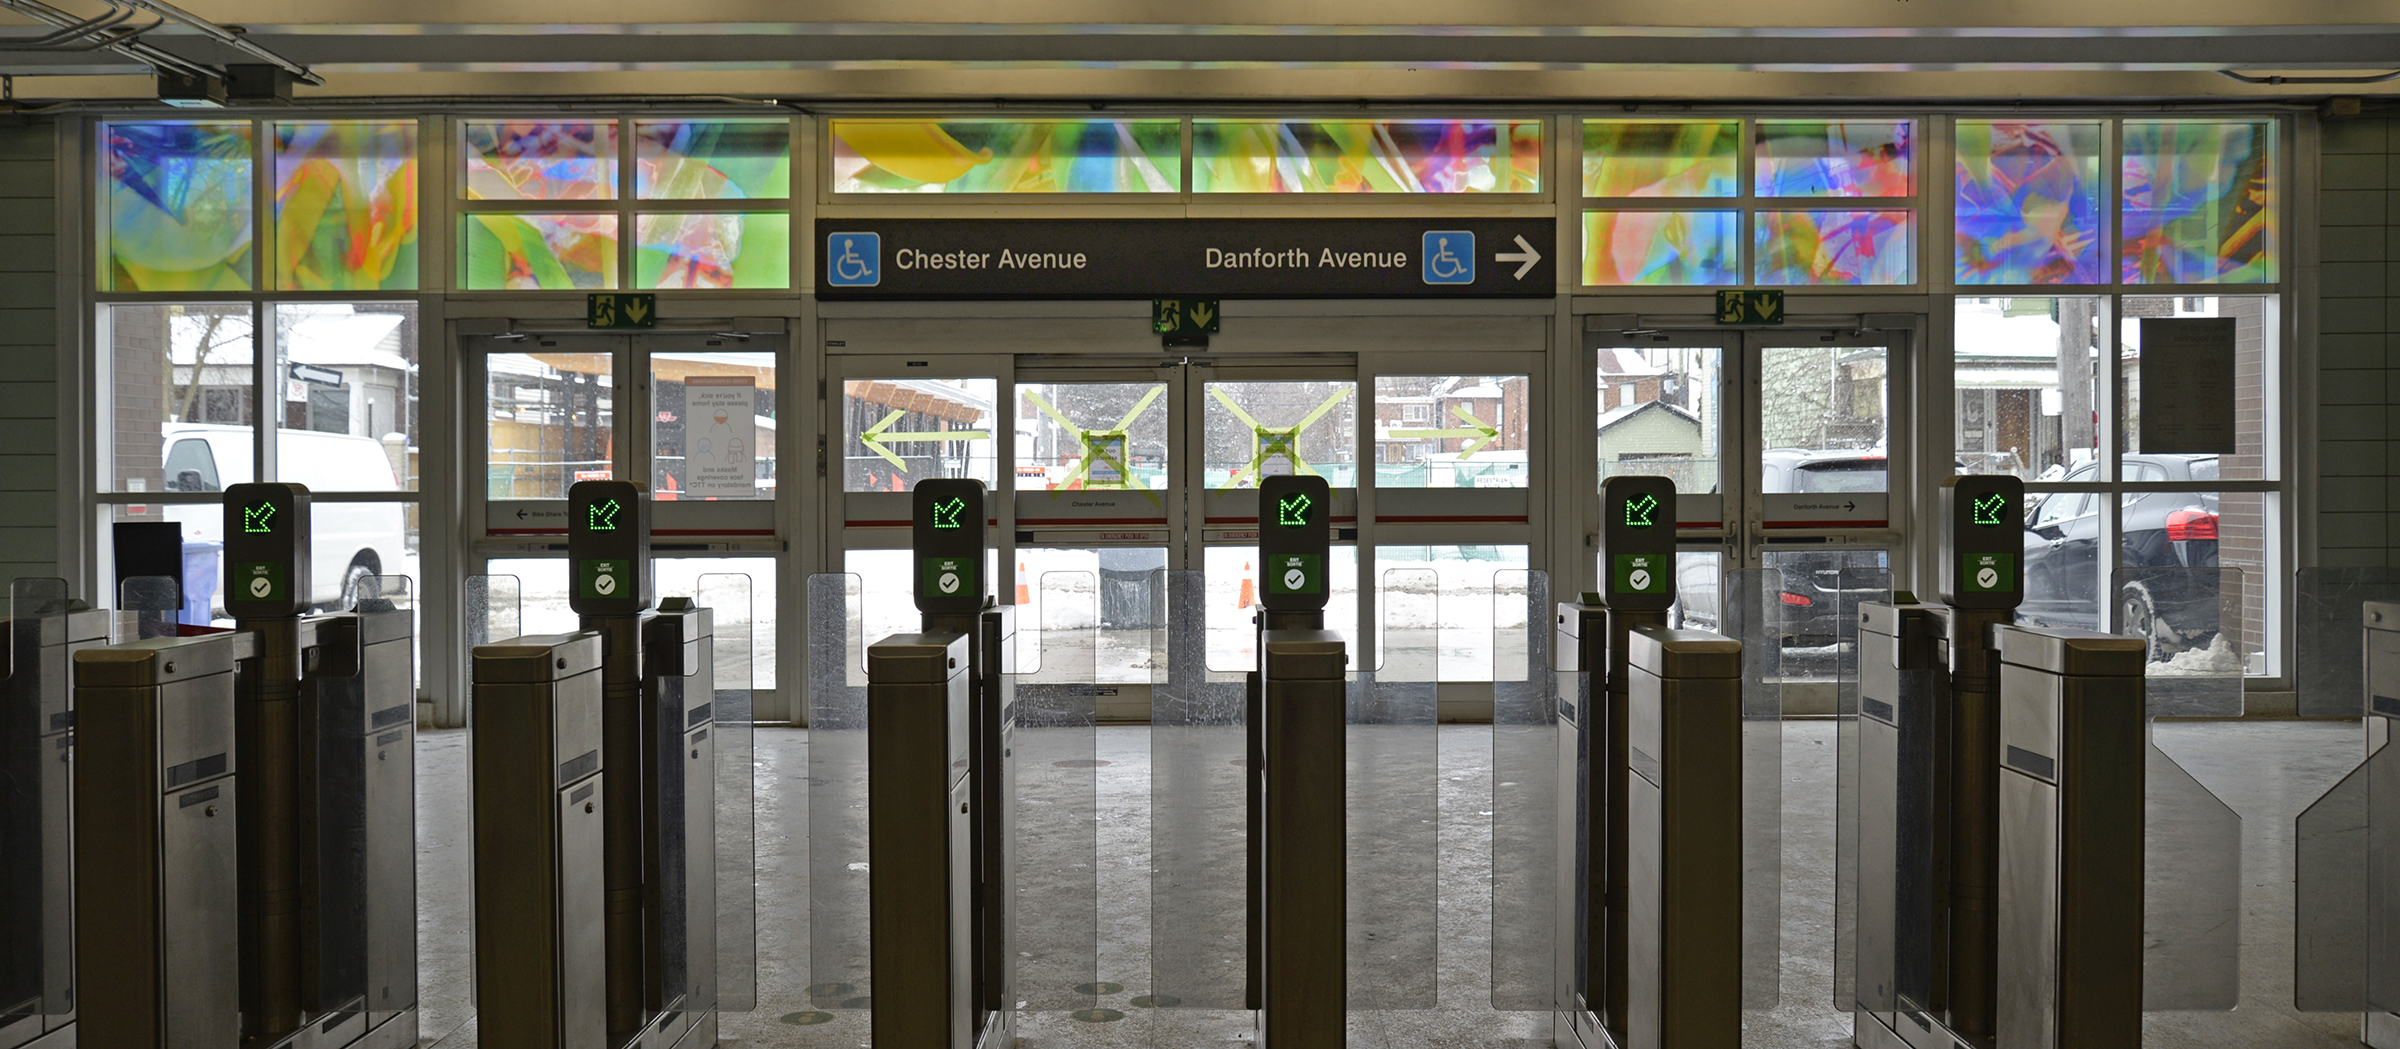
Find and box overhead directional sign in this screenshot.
[819,218,1556,299]
[588,292,657,329]
[1153,298,1221,335]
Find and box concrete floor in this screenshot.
[410,718,2378,1048]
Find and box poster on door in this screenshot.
[684,375,756,499]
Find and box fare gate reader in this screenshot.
[1246,474,1348,1048]
[864,478,1017,1049]
[1554,477,1747,1049]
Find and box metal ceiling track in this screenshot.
[0,0,316,84]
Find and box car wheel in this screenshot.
[2121,584,2163,663]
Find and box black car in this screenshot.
[1673,450,1908,648]
[2019,454,2223,657]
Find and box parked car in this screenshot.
[2020,454,2222,656]
[160,424,410,614]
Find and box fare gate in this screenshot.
[2296,583,2400,1046]
[0,580,109,1049]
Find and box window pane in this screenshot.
[103,122,254,291]
[1953,297,2102,480]
[1581,120,1737,197]
[1754,210,1915,285]
[1582,210,1738,286]
[462,121,617,200]
[1193,120,1541,194]
[2118,296,2275,481]
[653,350,774,501]
[1017,382,1171,490]
[273,121,419,290]
[1755,121,1912,198]
[1204,381,1358,489]
[652,556,778,689]
[273,303,419,492]
[841,378,997,491]
[1598,346,1722,494]
[635,213,788,289]
[1020,547,1183,684]
[636,119,790,199]
[1371,376,1525,488]
[461,214,618,289]
[106,303,253,493]
[486,350,613,499]
[831,119,1180,193]
[1954,122,2102,286]
[2122,120,2276,284]
[1761,344,1888,491]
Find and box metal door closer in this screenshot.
[0,580,116,1049]
[72,483,420,1049]
[1552,476,1747,1049]
[1238,475,1348,1048]
[473,479,723,1049]
[861,478,1017,1049]
[1853,475,2149,1049]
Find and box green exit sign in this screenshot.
[1715,289,1784,325]
[588,293,657,329]
[1152,298,1220,335]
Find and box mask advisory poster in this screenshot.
[683,375,757,499]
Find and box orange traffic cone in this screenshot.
[1016,562,1031,605]
[1237,562,1255,609]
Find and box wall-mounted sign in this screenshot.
[2138,317,2237,454]
[820,219,1554,299]
[1715,289,1785,325]
[290,362,343,386]
[1153,298,1221,335]
[588,292,657,329]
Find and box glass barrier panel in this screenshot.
[1349,568,1439,1009]
[804,574,869,1020]
[2294,740,2372,1012]
[2142,730,2243,1010]
[1490,568,1555,1010]
[1017,571,1099,1015]
[696,572,756,1012]
[2116,566,2244,718]
[1725,569,1786,1009]
[464,574,520,648]
[2296,569,2400,717]
[1149,568,1248,1022]
[119,575,181,639]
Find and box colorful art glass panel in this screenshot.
[2121,120,2275,284]
[1954,121,2102,285]
[273,121,419,291]
[1193,120,1542,193]
[1582,121,1737,197]
[830,119,1179,193]
[462,213,618,290]
[104,121,254,291]
[1755,210,1915,285]
[636,120,791,200]
[463,122,618,200]
[1756,122,1912,198]
[637,212,789,289]
[1581,210,1739,286]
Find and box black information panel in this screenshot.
[223,482,311,618]
[818,218,1556,299]
[1599,476,1677,612]
[913,478,988,616]
[1258,475,1331,614]
[568,479,654,617]
[1942,474,2024,610]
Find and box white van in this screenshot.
[161,424,410,612]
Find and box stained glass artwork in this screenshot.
[1193,120,1541,193]
[463,122,618,200]
[1954,122,2101,285]
[1756,122,1912,197]
[637,212,788,289]
[462,213,618,289]
[2122,120,2275,284]
[636,120,791,200]
[1582,121,1737,197]
[104,122,254,291]
[1582,210,1738,285]
[831,119,1179,193]
[1755,210,1915,285]
[272,121,418,291]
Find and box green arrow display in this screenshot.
[1278,492,1313,527]
[1389,405,1502,458]
[1623,493,1659,528]
[588,498,620,531]
[858,410,993,471]
[931,495,965,529]
[242,501,277,533]
[1972,492,2008,527]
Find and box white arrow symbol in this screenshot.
[1495,235,1542,280]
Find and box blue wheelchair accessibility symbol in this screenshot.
[1421,230,1475,285]
[827,232,881,287]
